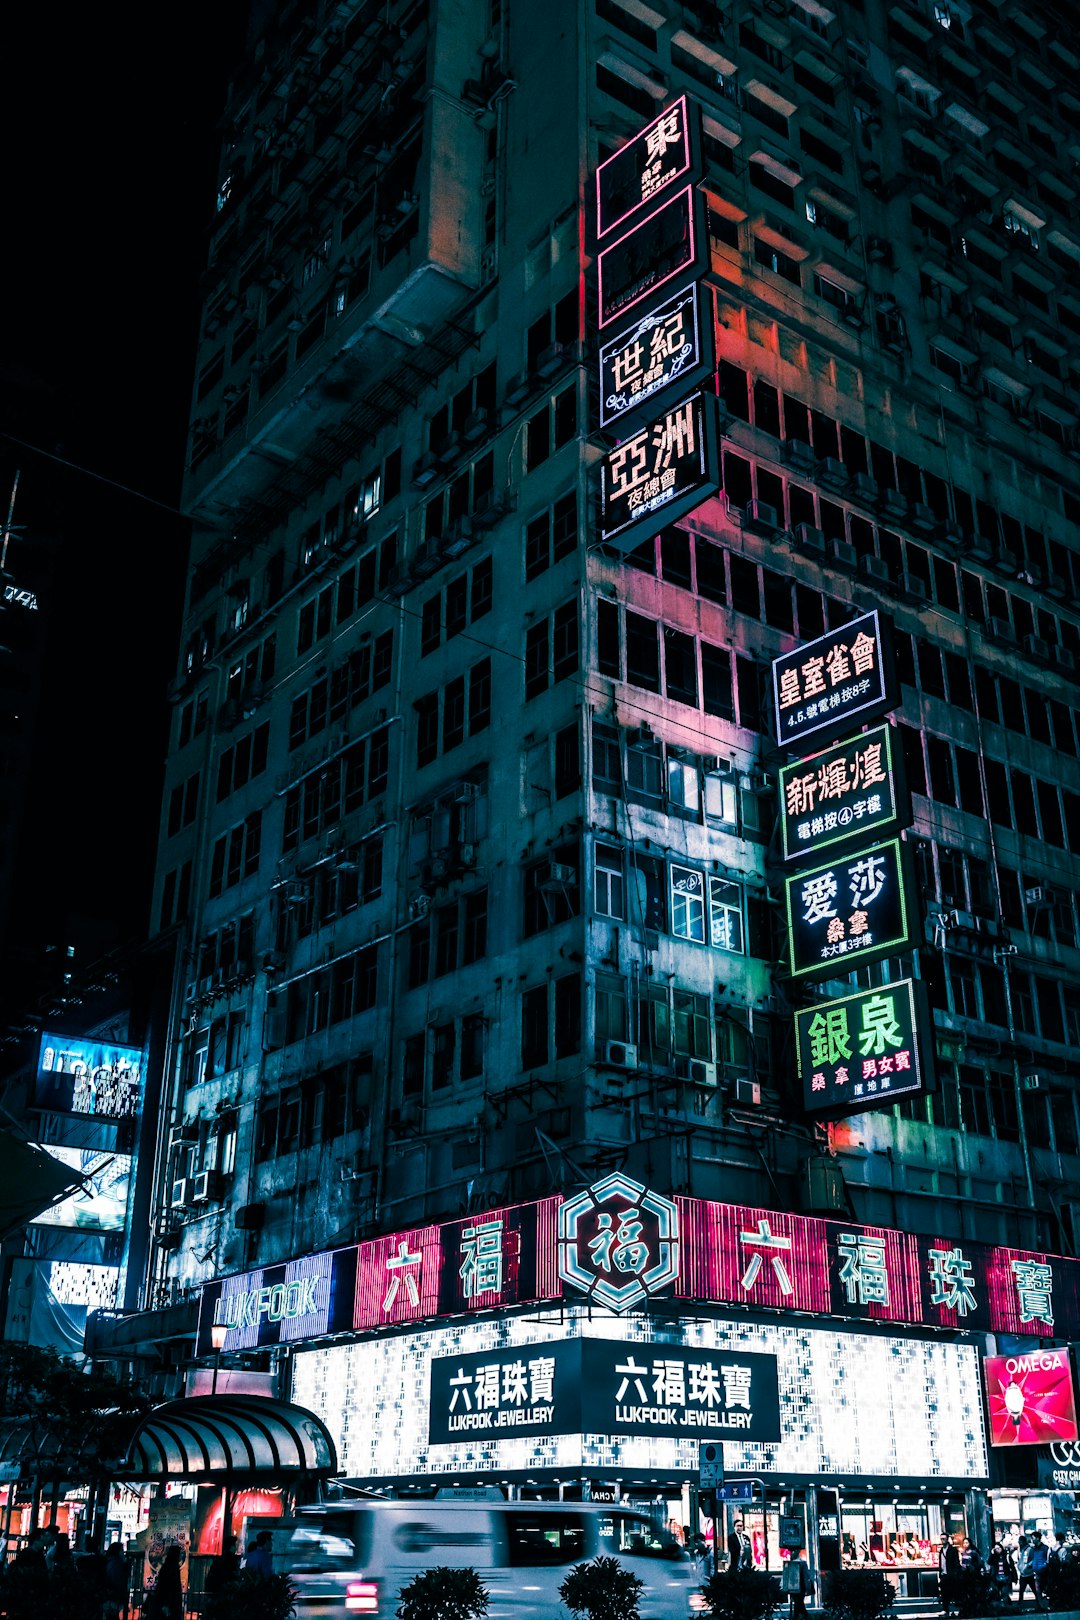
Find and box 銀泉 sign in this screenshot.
[784,837,918,979]
[779,724,911,863]
[595,95,702,240]
[599,390,720,550]
[772,611,895,752]
[599,281,714,430]
[795,977,932,1115]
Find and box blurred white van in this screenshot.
[277,1498,700,1620]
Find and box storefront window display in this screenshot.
[840,1499,966,1595]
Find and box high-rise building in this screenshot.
[116,0,1080,1556]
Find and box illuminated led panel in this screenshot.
[290,1309,988,1485]
[35,1033,144,1119]
[779,724,911,864]
[599,391,719,551]
[784,837,918,980]
[597,186,707,329]
[596,96,701,240]
[198,1247,357,1355]
[795,978,931,1116]
[984,1347,1079,1447]
[772,611,895,753]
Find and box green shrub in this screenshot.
[701,1567,783,1620]
[396,1566,489,1620]
[821,1568,895,1620]
[559,1555,645,1620]
[220,1569,298,1620]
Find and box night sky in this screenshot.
[0,5,248,998]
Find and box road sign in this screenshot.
[715,1480,761,1503]
[699,1441,724,1488]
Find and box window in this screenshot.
[595,843,625,918]
[525,602,578,698]
[524,492,578,579]
[670,864,707,943]
[526,384,577,471]
[709,878,745,952]
[754,238,802,284]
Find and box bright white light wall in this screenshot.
[290,1308,988,1482]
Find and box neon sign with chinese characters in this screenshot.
[784,837,917,979]
[599,390,720,551]
[795,978,932,1115]
[597,185,707,329]
[558,1172,679,1312]
[772,611,895,752]
[779,725,910,863]
[599,281,713,430]
[596,95,702,240]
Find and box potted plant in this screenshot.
[701,1568,783,1620]
[820,1568,895,1620]
[560,1554,645,1620]
[396,1565,490,1620]
[219,1568,299,1620]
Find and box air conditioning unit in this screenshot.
[536,341,567,377]
[1025,886,1048,908]
[462,408,490,444]
[602,1041,638,1070]
[815,456,849,491]
[794,523,826,556]
[909,502,936,535]
[170,1179,189,1211]
[742,499,780,535]
[440,516,474,558]
[504,369,533,406]
[867,236,892,263]
[1020,1072,1044,1092]
[987,616,1016,645]
[878,487,908,519]
[1060,646,1077,673]
[458,842,477,868]
[454,780,482,803]
[781,439,816,472]
[831,539,858,571]
[1024,634,1052,663]
[411,450,441,489]
[281,879,308,906]
[683,1059,719,1086]
[191,1169,226,1204]
[262,951,285,975]
[933,519,966,554]
[410,540,442,579]
[903,573,928,603]
[851,472,878,507]
[734,1078,762,1106]
[542,860,577,886]
[436,431,462,467]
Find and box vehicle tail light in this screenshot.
[346,1580,380,1613]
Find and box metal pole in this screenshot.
[995,945,1038,1218]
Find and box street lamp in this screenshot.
[211,1319,228,1395]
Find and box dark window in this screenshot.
[626,613,660,691]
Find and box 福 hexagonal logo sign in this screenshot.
[558,1173,680,1312]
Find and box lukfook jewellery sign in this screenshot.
[427,1338,782,1445]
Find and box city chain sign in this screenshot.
[795,978,932,1116]
[772,611,895,752]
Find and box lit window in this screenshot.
[709,878,745,953]
[595,844,625,919]
[670,864,707,943]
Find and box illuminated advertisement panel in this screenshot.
[599,390,719,551]
[779,725,910,863]
[292,1311,987,1485]
[197,1247,358,1355]
[784,837,917,979]
[35,1034,144,1119]
[597,185,707,329]
[599,282,713,430]
[31,1147,132,1232]
[772,611,895,752]
[596,96,701,240]
[796,978,932,1115]
[427,1338,780,1445]
[984,1347,1079,1447]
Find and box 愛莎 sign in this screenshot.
[784,838,917,979]
[796,978,931,1115]
[599,391,719,550]
[772,612,894,752]
[779,725,910,863]
[597,185,707,329]
[596,96,701,240]
[600,282,713,430]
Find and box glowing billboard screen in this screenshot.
[984,1348,1079,1447]
[597,185,706,329]
[35,1034,144,1119]
[795,978,931,1115]
[779,724,910,863]
[31,1147,132,1232]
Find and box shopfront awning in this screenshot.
[117,1395,337,1483]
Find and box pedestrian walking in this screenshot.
[102,1541,127,1620]
[144,1545,183,1620]
[939,1532,961,1616]
[987,1538,1016,1608]
[204,1532,241,1617]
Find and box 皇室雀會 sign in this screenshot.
[772,611,894,752]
